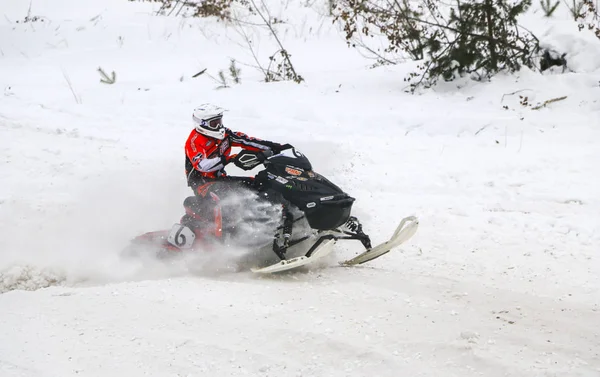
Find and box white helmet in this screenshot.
[192,104,226,140]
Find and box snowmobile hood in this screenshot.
[266,149,312,171]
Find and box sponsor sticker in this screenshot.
[275,176,288,184]
[320,196,334,201]
[219,138,230,154]
[190,134,198,153]
[285,167,303,176]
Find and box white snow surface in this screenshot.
[1,0,599,376]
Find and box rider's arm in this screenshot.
[229,130,287,152]
[185,136,229,174]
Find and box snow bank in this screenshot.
[0,265,68,293]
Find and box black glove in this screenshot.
[273,143,294,154]
[262,149,274,159]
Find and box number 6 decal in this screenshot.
[167,224,196,249]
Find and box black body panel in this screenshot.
[256,150,354,230]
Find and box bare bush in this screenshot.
[243,0,304,83]
[576,0,600,39]
[98,67,117,84]
[209,59,241,89]
[540,0,560,16]
[130,0,247,19]
[229,59,242,83]
[130,0,304,83]
[565,0,586,19]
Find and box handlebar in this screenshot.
[229,145,293,171]
[262,149,274,159]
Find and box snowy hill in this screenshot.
[1,0,599,376]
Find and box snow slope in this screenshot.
[1,0,599,376]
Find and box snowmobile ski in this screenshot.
[251,216,418,274]
[339,216,419,266]
[251,237,336,274]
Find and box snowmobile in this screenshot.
[125,148,419,273]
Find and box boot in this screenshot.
[180,196,207,235]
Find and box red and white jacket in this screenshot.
[184,128,284,187]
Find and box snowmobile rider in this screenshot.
[181,103,292,238]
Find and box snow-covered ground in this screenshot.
[1,0,599,376]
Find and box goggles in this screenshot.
[201,116,223,130]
